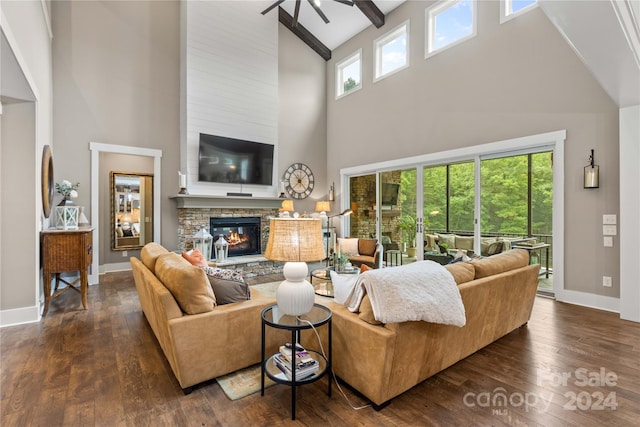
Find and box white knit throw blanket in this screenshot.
[345,261,466,326]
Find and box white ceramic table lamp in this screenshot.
[264,218,325,316]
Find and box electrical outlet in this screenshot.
[602,276,612,287]
[122,251,128,257]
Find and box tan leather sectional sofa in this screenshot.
[305,249,540,408]
[130,243,286,393]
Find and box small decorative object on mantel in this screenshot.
[54,180,80,229]
[191,227,213,260]
[178,171,188,194]
[214,234,229,263]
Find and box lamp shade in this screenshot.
[315,201,331,213]
[264,218,324,316]
[265,218,324,262]
[280,199,294,212]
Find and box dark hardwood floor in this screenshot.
[1,271,639,426]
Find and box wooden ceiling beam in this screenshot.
[279,7,332,61]
[355,0,385,28]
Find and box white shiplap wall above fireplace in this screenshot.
[180,0,279,198]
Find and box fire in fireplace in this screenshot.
[209,217,261,257]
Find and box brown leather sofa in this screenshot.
[130,243,286,393]
[304,249,539,407]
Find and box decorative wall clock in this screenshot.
[283,163,314,199]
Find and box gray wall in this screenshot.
[52,0,181,251]
[278,24,328,215]
[326,2,620,298]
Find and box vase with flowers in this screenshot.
[55,180,79,206]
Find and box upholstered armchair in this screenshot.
[339,238,383,269]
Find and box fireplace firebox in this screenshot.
[210,217,261,257]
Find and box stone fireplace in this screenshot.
[210,216,261,257]
[172,195,283,277]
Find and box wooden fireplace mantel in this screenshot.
[169,194,284,210]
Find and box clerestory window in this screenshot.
[374,20,410,82]
[336,49,362,99]
[425,0,476,58]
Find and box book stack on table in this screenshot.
[273,344,319,381]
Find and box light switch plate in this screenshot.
[604,236,613,247]
[603,225,617,236]
[603,214,617,225]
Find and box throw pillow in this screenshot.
[338,238,359,256]
[182,248,208,268]
[455,235,474,251]
[357,239,377,257]
[436,233,456,249]
[360,264,372,273]
[201,266,250,305]
[155,252,216,314]
[330,270,359,305]
[486,241,504,256]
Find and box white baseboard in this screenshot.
[555,289,620,314]
[100,262,133,274]
[0,305,40,327]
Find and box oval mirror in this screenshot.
[110,171,153,250]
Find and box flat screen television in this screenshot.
[198,133,274,185]
[381,183,400,206]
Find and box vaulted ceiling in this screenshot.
[270,0,639,108]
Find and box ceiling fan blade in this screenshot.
[292,0,301,27]
[261,0,285,15]
[333,0,355,6]
[307,0,330,23]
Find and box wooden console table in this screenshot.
[41,227,93,316]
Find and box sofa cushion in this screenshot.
[141,242,169,274]
[358,239,378,257]
[202,267,250,304]
[155,252,216,314]
[455,235,474,251]
[339,238,359,256]
[358,294,382,325]
[444,262,475,284]
[472,249,529,279]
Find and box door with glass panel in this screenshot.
[480,152,553,293]
[423,162,475,258]
[379,169,417,265]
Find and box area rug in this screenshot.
[216,364,276,400]
[250,281,279,297]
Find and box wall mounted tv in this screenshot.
[198,133,274,185]
[381,183,400,206]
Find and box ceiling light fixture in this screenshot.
[261,0,354,27]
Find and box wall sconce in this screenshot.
[329,182,335,201]
[584,149,599,189]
